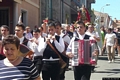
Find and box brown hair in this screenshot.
[2,35,20,49]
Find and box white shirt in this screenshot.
[42,33,47,37]
[38,35,65,53]
[2,36,4,40]
[105,33,117,46]
[56,33,70,44]
[31,37,43,56]
[85,31,99,40]
[18,36,32,49]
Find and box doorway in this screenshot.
[0,8,9,27]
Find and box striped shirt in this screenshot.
[0,58,39,80]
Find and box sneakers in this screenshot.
[112,59,115,63]
[108,60,115,63]
[108,60,111,63]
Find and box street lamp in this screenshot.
[96,4,110,53]
[100,4,110,23]
[100,4,110,13]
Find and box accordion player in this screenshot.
[71,39,98,66]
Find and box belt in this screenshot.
[34,56,43,59]
[43,60,59,64]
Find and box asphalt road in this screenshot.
[65,54,120,80]
[40,54,120,80]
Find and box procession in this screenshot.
[0,0,120,80]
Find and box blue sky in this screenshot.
[92,0,120,20]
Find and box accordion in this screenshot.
[71,39,98,66]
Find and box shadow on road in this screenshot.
[98,56,108,61]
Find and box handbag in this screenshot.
[47,41,67,69]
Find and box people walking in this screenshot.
[38,21,65,80]
[85,23,100,72]
[0,25,9,60]
[30,28,43,74]
[104,28,117,63]
[55,21,70,80]
[66,21,97,80]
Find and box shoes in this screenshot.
[108,60,111,63]
[91,70,95,73]
[112,59,115,63]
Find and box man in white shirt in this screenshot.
[104,28,117,63]
[66,21,97,80]
[30,29,43,74]
[14,23,33,58]
[55,21,70,80]
[38,26,47,37]
[0,25,9,60]
[38,21,65,80]
[85,23,100,72]
[24,26,33,40]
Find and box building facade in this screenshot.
[40,0,71,24]
[0,0,40,33]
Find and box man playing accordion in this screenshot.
[66,21,98,80]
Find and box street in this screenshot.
[65,54,120,80]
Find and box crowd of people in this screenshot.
[0,19,119,80]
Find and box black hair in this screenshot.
[32,28,40,33]
[1,25,9,31]
[47,21,56,28]
[108,28,112,32]
[16,23,25,30]
[76,21,85,27]
[54,21,61,27]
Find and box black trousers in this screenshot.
[73,64,91,80]
[33,56,43,74]
[59,67,66,80]
[59,57,69,80]
[42,61,61,80]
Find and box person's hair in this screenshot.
[54,21,61,27]
[16,23,25,30]
[107,28,112,32]
[32,28,40,33]
[47,21,56,28]
[2,35,20,49]
[118,28,120,32]
[76,21,85,27]
[25,26,30,29]
[1,25,9,31]
[66,24,70,27]
[100,26,104,29]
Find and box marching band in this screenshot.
[0,19,101,80]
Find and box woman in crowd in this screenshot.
[0,35,41,80]
[104,28,117,63]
